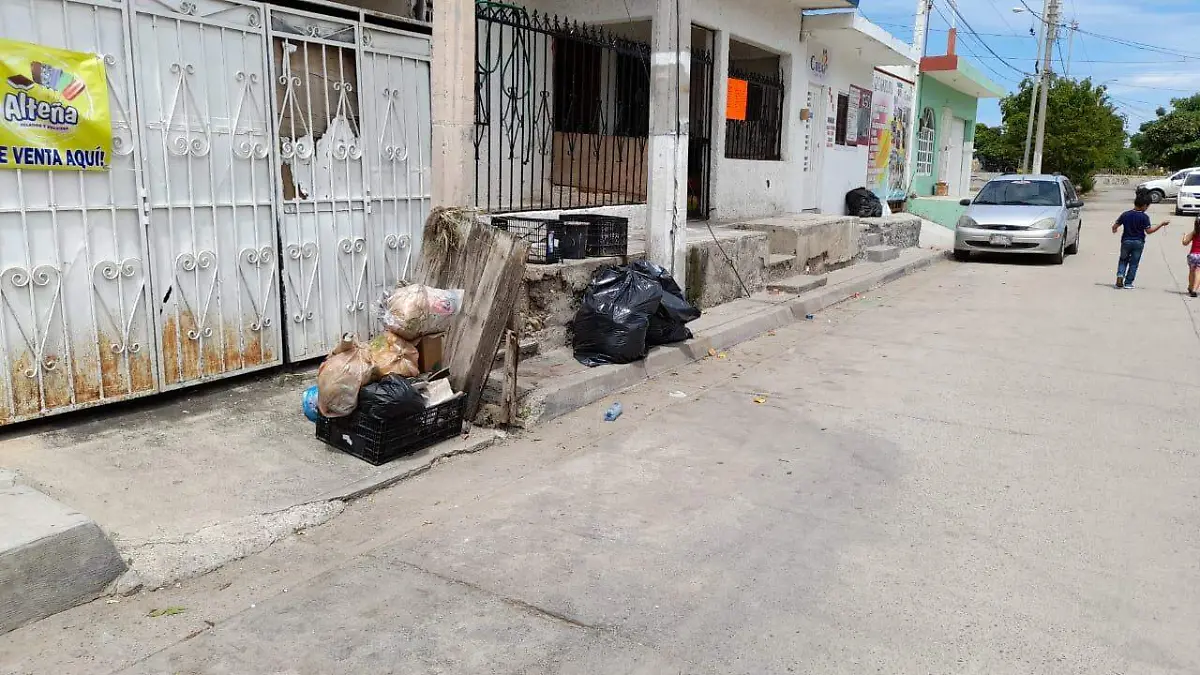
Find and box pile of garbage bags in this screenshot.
[313,283,464,419]
[572,261,701,367]
[845,187,884,218]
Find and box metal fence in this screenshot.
[724,68,785,161]
[474,4,651,213]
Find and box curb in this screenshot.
[312,431,505,504]
[1,486,126,635]
[524,249,947,426]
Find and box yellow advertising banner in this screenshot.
[0,38,111,171]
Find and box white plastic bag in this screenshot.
[379,284,464,340]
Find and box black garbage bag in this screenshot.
[846,187,883,218]
[572,266,664,367]
[629,260,701,345]
[354,375,426,425]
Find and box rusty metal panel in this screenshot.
[0,0,159,425]
[131,0,282,387]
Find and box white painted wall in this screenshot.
[807,40,876,215]
[504,0,888,220]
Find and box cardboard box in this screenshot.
[417,333,445,374]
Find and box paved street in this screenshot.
[4,186,1200,674]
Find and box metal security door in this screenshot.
[268,7,371,362]
[131,0,282,387]
[359,22,431,299]
[0,0,158,424]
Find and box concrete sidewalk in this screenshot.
[0,246,945,600]
[0,373,502,593]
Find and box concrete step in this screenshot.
[865,245,901,263]
[1,486,126,635]
[766,253,797,282]
[862,233,884,248]
[765,274,829,296]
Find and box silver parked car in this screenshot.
[954,174,1084,264]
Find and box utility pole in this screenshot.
[903,0,933,191]
[1020,19,1043,173]
[1031,0,1060,175]
[646,0,691,290]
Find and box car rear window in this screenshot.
[974,180,1063,207]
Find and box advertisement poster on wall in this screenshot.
[0,38,111,171]
[866,70,912,202]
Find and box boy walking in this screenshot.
[1112,196,1169,289]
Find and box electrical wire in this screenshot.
[937,0,1031,76]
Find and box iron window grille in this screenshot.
[724,67,785,161]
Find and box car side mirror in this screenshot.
[1069,200,1084,209]
[959,199,971,206]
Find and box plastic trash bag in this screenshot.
[302,385,320,422]
[379,284,465,340]
[845,187,883,218]
[630,260,701,345]
[316,335,376,418]
[367,332,420,379]
[572,265,664,367]
[354,375,427,425]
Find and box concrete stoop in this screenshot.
[0,485,126,635]
[519,226,769,351]
[508,248,946,427]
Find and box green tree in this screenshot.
[995,77,1126,188]
[974,123,1018,172]
[1132,94,1200,170]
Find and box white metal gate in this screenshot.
[132,0,282,387]
[267,6,431,362]
[0,0,157,423]
[0,0,431,424]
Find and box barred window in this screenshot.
[916,108,936,176]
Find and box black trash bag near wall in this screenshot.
[846,187,883,218]
[354,375,426,425]
[572,266,665,367]
[629,260,702,345]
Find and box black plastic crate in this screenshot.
[315,394,466,466]
[492,216,563,264]
[558,214,629,257]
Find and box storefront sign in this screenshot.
[866,71,914,201]
[807,43,830,84]
[726,78,748,121]
[0,38,111,171]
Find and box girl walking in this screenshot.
[1183,218,1200,297]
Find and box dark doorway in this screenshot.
[689,26,715,220]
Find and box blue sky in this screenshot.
[859,0,1200,134]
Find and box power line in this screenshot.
[1107,82,1200,93]
[1073,28,1200,61]
[936,0,1031,76]
[867,19,1032,39]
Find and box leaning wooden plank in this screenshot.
[416,207,528,417]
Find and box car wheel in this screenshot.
[1050,239,1065,265]
[1065,227,1080,255]
[953,249,970,262]
[1177,207,1184,217]
[1150,190,1165,204]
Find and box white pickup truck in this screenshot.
[1138,167,1200,203]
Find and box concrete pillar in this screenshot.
[646,0,691,290]
[431,0,475,207]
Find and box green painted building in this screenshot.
[910,31,1005,199]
